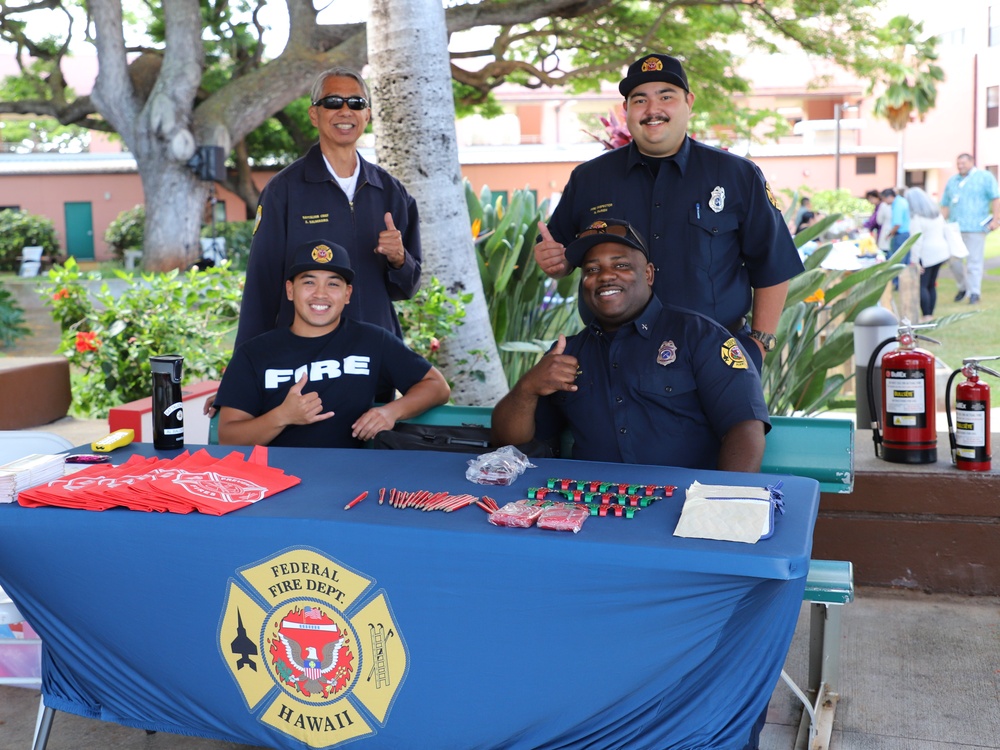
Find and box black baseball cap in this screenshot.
[286,240,354,283]
[565,219,650,268]
[619,53,689,97]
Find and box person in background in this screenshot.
[940,153,1000,305]
[875,190,894,255]
[906,187,951,322]
[862,189,882,238]
[794,210,820,236]
[793,196,812,233]
[881,188,917,321]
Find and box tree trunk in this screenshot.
[136,156,210,272]
[367,0,508,406]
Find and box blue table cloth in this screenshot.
[0,444,819,750]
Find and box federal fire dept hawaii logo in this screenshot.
[218,547,408,748]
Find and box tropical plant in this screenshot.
[0,209,60,272]
[871,18,944,131]
[38,261,243,418]
[467,182,582,386]
[759,214,903,415]
[0,280,30,348]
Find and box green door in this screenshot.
[64,202,95,260]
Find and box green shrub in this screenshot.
[39,260,244,418]
[0,209,60,272]
[0,280,30,348]
[394,277,470,365]
[103,204,145,261]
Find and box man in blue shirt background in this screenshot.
[941,153,1000,304]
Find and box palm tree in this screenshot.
[871,17,944,132]
[367,0,509,405]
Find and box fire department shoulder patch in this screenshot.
[219,547,408,748]
[253,204,263,235]
[765,181,780,210]
[721,338,748,369]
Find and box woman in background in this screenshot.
[907,187,951,321]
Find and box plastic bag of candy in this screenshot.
[488,500,544,528]
[536,502,590,533]
[466,446,535,486]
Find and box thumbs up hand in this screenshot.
[522,334,580,396]
[376,212,406,269]
[533,221,570,279]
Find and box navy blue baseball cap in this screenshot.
[565,219,650,268]
[619,53,689,97]
[286,240,354,283]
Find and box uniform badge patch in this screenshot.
[311,244,334,263]
[709,186,725,213]
[253,204,262,235]
[765,181,781,210]
[721,337,748,369]
[657,340,677,366]
[641,56,664,73]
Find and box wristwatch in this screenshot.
[749,329,777,352]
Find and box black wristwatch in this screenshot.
[749,329,777,352]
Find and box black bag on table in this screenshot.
[372,421,554,458]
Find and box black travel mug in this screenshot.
[150,354,184,450]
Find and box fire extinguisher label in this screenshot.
[956,401,987,449]
[885,371,927,426]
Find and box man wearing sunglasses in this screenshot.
[236,67,421,349]
[533,52,802,371]
[494,219,769,474]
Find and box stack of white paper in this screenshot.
[673,481,775,544]
[0,454,66,504]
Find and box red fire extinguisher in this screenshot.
[945,357,1000,471]
[866,320,940,464]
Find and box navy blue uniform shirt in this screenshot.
[534,295,770,470]
[548,137,802,335]
[236,145,421,347]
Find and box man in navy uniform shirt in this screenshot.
[236,67,421,348]
[216,240,448,449]
[534,52,802,370]
[494,219,769,473]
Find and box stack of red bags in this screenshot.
[17,447,299,516]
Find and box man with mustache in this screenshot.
[534,53,802,371]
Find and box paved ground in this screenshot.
[2,587,998,749]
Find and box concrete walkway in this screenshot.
[2,587,998,749]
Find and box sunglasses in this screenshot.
[312,95,369,111]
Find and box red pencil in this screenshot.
[344,491,368,510]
